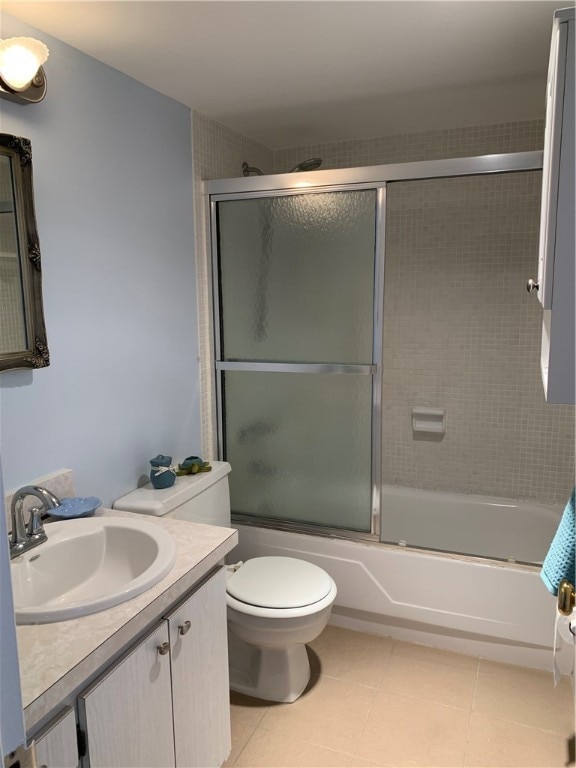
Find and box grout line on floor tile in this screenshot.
[314,671,384,689]
[257,695,365,756]
[365,685,475,713]
[470,656,481,712]
[350,680,379,760]
[237,725,355,767]
[462,657,481,767]
[461,707,475,768]
[466,708,576,738]
[472,657,575,737]
[228,724,256,768]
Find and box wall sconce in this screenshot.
[0,37,49,105]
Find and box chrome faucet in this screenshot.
[9,485,61,559]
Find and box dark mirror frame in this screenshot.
[0,133,50,372]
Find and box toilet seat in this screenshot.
[226,556,333,609]
[226,557,337,619]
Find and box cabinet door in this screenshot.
[167,568,231,768]
[537,16,568,309]
[78,623,175,768]
[34,707,78,768]
[539,13,575,403]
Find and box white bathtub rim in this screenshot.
[234,516,542,572]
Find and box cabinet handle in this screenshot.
[157,641,170,656]
[526,278,539,293]
[178,620,191,636]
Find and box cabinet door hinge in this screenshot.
[76,726,87,758]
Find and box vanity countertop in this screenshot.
[16,509,238,733]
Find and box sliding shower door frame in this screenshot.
[207,151,543,543]
[210,183,385,541]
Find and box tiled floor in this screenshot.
[224,626,575,768]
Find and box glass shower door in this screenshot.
[379,170,559,560]
[214,189,380,532]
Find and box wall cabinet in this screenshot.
[77,568,230,768]
[535,7,575,404]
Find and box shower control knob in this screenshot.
[526,279,540,293]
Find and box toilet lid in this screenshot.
[226,556,333,609]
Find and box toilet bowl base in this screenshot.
[228,630,311,703]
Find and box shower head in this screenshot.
[242,161,264,176]
[290,158,322,173]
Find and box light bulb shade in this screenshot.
[0,37,49,92]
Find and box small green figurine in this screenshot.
[176,456,212,476]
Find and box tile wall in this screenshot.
[273,120,545,171]
[383,171,574,504]
[192,111,273,458]
[193,114,574,505]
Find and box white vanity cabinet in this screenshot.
[77,568,230,768]
[34,707,79,768]
[535,7,575,404]
[78,622,175,768]
[167,568,231,768]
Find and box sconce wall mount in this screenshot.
[0,37,49,105]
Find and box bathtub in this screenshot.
[379,485,562,564]
[231,487,565,671]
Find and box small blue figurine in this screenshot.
[149,455,177,489]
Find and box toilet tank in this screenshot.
[113,461,232,527]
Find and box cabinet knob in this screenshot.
[526,278,540,293]
[178,620,191,636]
[157,641,170,656]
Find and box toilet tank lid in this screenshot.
[112,461,231,516]
[226,556,334,609]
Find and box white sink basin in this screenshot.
[11,517,177,624]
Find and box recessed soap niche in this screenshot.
[412,407,446,435]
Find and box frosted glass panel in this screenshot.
[224,371,372,531]
[217,190,376,363]
[380,171,564,563]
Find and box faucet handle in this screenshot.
[28,506,47,540]
[10,497,28,547]
[9,486,55,558]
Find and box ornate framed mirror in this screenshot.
[0,133,49,372]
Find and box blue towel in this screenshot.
[541,489,575,595]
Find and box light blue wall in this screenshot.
[0,16,200,506]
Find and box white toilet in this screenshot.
[113,461,337,703]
